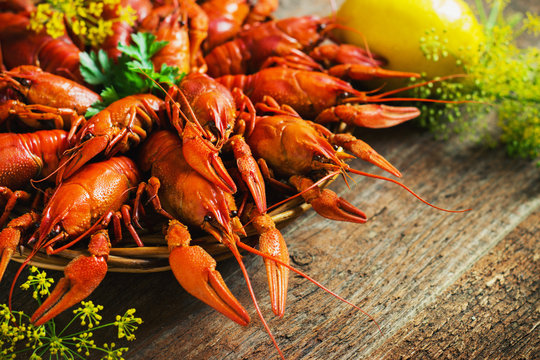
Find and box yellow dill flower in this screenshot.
[71,18,88,36]
[524,12,540,36]
[87,1,104,18]
[117,5,137,27]
[45,11,66,38]
[28,0,138,45]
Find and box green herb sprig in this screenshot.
[80,32,184,117]
[411,0,540,164]
[1,266,142,359]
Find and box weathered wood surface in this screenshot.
[2,1,539,359]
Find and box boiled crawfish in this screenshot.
[0,65,100,140]
[217,66,421,129]
[0,156,141,326]
[56,94,165,182]
[0,129,69,227]
[136,130,289,327]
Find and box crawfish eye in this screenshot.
[230,210,238,218]
[313,154,323,162]
[204,215,213,222]
[338,92,352,101]
[14,77,31,87]
[48,228,60,238]
[81,132,94,142]
[317,23,327,32]
[333,144,340,150]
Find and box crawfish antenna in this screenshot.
[236,240,383,335]
[344,166,471,213]
[226,237,286,360]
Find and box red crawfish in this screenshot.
[246,98,467,223]
[0,65,100,140]
[166,73,266,213]
[139,5,192,75]
[56,94,165,182]
[217,66,421,128]
[0,156,141,326]
[0,129,69,227]
[139,0,208,73]
[201,0,278,52]
[136,130,289,334]
[0,12,84,83]
[140,0,208,70]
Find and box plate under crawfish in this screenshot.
[11,198,312,273]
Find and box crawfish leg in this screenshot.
[31,230,110,326]
[0,187,31,228]
[19,104,84,132]
[257,158,296,193]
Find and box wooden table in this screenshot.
[2,1,539,359]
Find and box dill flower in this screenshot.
[28,0,137,46]
[411,0,540,163]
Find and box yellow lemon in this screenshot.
[336,0,485,79]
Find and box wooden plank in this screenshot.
[370,209,540,359]
[2,1,539,360]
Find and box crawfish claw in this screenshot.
[0,212,39,282]
[182,123,237,193]
[315,104,420,128]
[291,176,367,224]
[31,231,110,326]
[167,220,250,326]
[250,210,289,317]
[331,133,402,177]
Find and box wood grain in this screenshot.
[1,1,538,359]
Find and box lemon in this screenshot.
[336,0,485,79]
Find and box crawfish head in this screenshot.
[179,73,236,145]
[274,15,331,49]
[248,114,343,177]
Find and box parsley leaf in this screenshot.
[80,32,184,117]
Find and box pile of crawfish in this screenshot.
[0,0,449,357]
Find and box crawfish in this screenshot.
[0,12,84,83]
[0,129,69,227]
[136,130,289,328]
[217,67,421,128]
[56,94,165,182]
[140,0,208,70]
[139,5,192,75]
[247,98,463,223]
[201,0,278,52]
[0,65,100,139]
[0,156,141,326]
[167,73,266,214]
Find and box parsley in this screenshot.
[80,32,184,117]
